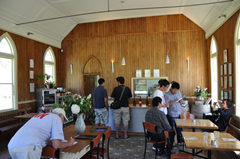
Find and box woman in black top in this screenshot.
[214,99,232,131]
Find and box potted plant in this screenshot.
[194,86,211,101]
[37,73,45,88]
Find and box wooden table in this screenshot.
[14,113,38,119]
[60,125,111,159]
[182,132,240,159]
[175,119,219,132]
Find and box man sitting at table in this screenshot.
[165,82,184,146]
[213,99,232,131]
[145,97,175,155]
[8,108,75,159]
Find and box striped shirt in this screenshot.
[145,107,173,134]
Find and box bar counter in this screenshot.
[106,104,152,133]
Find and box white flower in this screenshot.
[87,94,91,99]
[71,104,80,114]
[204,88,208,91]
[80,101,83,105]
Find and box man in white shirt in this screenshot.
[8,108,75,159]
[153,79,170,115]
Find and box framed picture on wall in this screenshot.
[228,63,232,75]
[223,49,228,63]
[220,65,223,75]
[136,70,142,77]
[224,76,227,89]
[221,77,223,87]
[30,59,34,68]
[145,69,151,77]
[224,64,227,75]
[229,90,233,101]
[221,90,224,100]
[153,69,159,77]
[224,91,228,99]
[29,83,35,92]
[30,70,34,79]
[229,76,233,87]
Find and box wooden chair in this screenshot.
[143,122,169,159]
[41,146,59,159]
[180,113,195,119]
[81,134,102,159]
[223,117,232,132]
[166,138,193,159]
[92,128,111,159]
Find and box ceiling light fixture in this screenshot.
[121,57,126,65]
[218,14,226,18]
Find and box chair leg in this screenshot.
[144,139,147,159]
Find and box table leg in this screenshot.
[192,149,195,156]
[208,150,211,159]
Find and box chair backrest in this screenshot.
[224,117,232,132]
[171,153,194,159]
[180,113,195,119]
[143,122,157,133]
[90,134,101,150]
[104,128,111,142]
[41,146,59,159]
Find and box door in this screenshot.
[84,75,99,96]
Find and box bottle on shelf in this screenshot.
[146,95,149,105]
[133,94,136,106]
[139,96,142,105]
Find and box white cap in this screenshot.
[52,108,68,121]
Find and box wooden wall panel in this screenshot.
[0,29,61,111]
[206,9,240,105]
[61,14,209,97]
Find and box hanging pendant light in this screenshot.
[121,57,126,65]
[165,55,170,64]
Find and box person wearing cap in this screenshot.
[8,108,75,159]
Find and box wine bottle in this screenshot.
[139,96,142,105]
[146,95,149,105]
[133,95,136,106]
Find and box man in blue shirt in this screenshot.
[93,78,108,125]
[165,82,184,145]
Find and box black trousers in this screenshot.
[148,130,175,152]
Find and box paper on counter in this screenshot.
[184,137,198,140]
[222,138,238,141]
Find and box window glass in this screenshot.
[0,84,12,110]
[0,38,11,54]
[0,58,12,83]
[45,51,53,62]
[211,40,217,54]
[45,64,53,82]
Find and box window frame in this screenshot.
[43,47,56,83]
[210,35,218,104]
[234,13,240,116]
[0,32,18,111]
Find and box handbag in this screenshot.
[110,86,125,109]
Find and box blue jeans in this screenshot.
[167,115,183,143]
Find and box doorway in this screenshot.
[84,75,100,96]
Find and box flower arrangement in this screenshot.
[193,86,211,101]
[53,94,92,119]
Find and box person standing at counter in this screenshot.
[165,82,184,146]
[145,97,175,155]
[111,76,132,139]
[153,79,170,115]
[93,78,108,125]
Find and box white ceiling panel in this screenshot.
[0,0,45,21]
[0,0,238,48]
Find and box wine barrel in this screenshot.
[191,104,211,119]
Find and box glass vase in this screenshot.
[75,113,86,133]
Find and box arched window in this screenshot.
[234,13,240,116]
[44,47,56,82]
[210,35,218,103]
[0,33,17,111]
